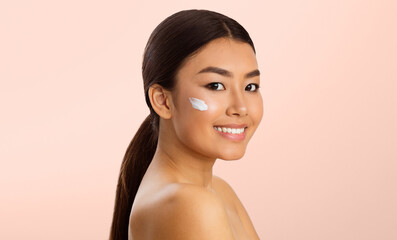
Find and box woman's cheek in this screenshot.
[188,96,221,115]
[188,97,208,111]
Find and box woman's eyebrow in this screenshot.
[196,66,260,78]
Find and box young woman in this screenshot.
[110,9,263,240]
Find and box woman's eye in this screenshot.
[246,83,260,92]
[206,82,225,91]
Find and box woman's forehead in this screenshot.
[176,38,258,79]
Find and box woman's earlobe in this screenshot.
[149,85,172,119]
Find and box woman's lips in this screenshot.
[213,126,246,141]
[214,123,247,128]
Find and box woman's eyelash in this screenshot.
[246,83,260,92]
[205,82,260,92]
[206,82,225,90]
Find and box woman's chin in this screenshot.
[218,150,246,161]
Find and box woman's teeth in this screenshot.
[213,126,245,134]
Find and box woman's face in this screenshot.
[170,38,263,160]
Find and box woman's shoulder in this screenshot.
[146,182,222,210]
[212,175,237,196]
[130,182,235,239]
[212,175,260,240]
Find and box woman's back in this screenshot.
[129,172,259,240]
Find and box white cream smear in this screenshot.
[189,97,208,111]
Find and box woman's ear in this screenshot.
[148,84,173,119]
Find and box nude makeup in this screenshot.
[189,97,208,111]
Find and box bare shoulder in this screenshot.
[212,175,260,240]
[212,175,244,205]
[131,183,235,240]
[212,175,237,196]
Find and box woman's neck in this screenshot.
[149,139,217,191]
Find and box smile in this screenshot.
[213,126,245,134]
[213,126,247,141]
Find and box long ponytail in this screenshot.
[109,114,158,240]
[110,9,255,240]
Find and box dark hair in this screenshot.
[110,9,256,240]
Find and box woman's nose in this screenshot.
[226,89,248,117]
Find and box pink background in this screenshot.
[1,0,396,239]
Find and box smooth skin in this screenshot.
[129,38,263,240]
